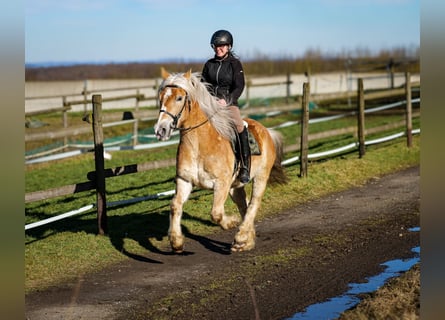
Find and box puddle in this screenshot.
[286,227,420,320]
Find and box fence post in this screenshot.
[357,78,366,158]
[134,88,140,146]
[83,80,89,113]
[92,94,108,235]
[388,59,395,89]
[62,96,68,146]
[133,118,139,146]
[345,60,352,108]
[405,72,413,148]
[286,72,291,104]
[299,82,310,178]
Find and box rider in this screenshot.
[201,29,250,183]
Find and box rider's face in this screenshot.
[213,44,229,58]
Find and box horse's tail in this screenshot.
[268,129,289,185]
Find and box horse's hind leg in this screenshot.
[169,178,193,253]
[229,186,248,218]
[231,178,268,252]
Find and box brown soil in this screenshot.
[25,166,420,320]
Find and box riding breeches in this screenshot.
[228,105,245,133]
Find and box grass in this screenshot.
[25,133,419,293]
[339,264,420,320]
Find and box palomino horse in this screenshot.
[154,68,288,252]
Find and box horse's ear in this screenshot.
[184,69,192,79]
[161,67,170,80]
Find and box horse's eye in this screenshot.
[176,96,183,102]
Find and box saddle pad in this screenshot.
[248,130,261,155]
[230,129,261,156]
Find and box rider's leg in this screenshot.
[229,105,250,183]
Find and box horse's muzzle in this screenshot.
[154,121,172,141]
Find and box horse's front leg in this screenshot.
[211,182,240,230]
[169,178,193,253]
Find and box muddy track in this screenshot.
[25,166,420,320]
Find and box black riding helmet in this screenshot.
[210,30,233,49]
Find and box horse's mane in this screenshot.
[160,72,237,141]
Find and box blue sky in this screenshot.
[25,0,420,65]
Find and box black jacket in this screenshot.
[201,54,245,106]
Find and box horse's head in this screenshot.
[154,68,192,141]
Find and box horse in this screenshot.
[154,68,288,253]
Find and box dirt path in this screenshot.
[25,166,420,320]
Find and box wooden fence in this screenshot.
[25,74,419,234]
[25,76,419,149]
[25,75,296,147]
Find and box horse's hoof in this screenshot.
[221,217,240,230]
[231,241,255,252]
[172,246,184,254]
[169,234,185,253]
[171,242,184,253]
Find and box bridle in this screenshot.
[159,84,210,132]
[159,85,190,130]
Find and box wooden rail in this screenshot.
[25,74,419,148]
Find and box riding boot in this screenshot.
[238,127,251,183]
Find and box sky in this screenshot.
[25,0,420,65]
